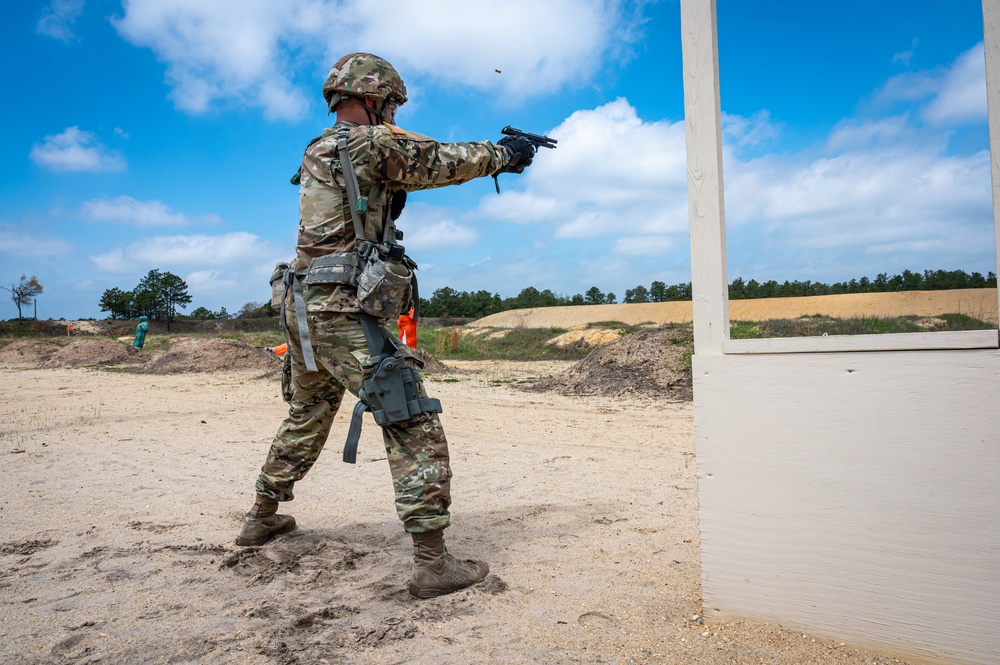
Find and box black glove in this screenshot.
[497,136,535,174]
[389,189,407,221]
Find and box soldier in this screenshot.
[237,53,536,599]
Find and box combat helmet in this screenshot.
[322,52,407,117]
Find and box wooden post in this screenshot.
[984,0,1000,320]
[680,0,729,355]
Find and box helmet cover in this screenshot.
[322,52,407,111]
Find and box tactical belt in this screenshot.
[302,252,359,286]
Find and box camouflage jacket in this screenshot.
[294,120,509,312]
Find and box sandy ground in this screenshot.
[0,360,916,665]
[471,288,999,329]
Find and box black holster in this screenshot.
[342,313,442,464]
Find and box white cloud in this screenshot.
[82,196,191,228]
[111,0,646,119]
[724,145,992,273]
[478,192,559,224]
[876,43,987,127]
[723,110,779,148]
[724,43,991,278]
[178,264,281,313]
[612,235,675,257]
[343,0,630,100]
[468,83,992,292]
[478,98,689,243]
[401,218,479,252]
[89,232,277,273]
[874,69,940,106]
[37,0,85,42]
[555,211,609,239]
[185,269,246,297]
[0,224,74,257]
[112,0,311,119]
[892,50,914,67]
[922,43,987,125]
[29,127,126,172]
[436,98,694,294]
[824,116,911,153]
[538,99,687,201]
[88,247,129,273]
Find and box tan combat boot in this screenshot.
[236,495,296,546]
[408,528,489,598]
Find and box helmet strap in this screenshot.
[327,92,351,115]
[364,99,384,125]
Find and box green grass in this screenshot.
[0,320,70,339]
[132,335,172,354]
[934,313,997,330]
[729,313,995,339]
[586,320,642,335]
[216,330,286,347]
[415,326,593,361]
[2,313,994,363]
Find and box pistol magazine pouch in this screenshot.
[355,252,414,319]
[302,248,414,322]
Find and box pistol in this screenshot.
[494,126,558,193]
[501,125,558,150]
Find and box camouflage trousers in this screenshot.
[255,308,451,533]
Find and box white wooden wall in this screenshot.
[680,1,1000,664]
[694,350,1000,665]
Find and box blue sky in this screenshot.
[0,0,993,320]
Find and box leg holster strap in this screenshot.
[280,270,318,373]
[344,401,370,464]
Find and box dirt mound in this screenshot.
[46,339,136,367]
[0,336,438,377]
[547,327,625,347]
[0,341,62,368]
[142,338,280,374]
[0,339,136,368]
[59,320,115,336]
[527,326,693,399]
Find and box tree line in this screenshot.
[99,267,273,323]
[99,269,192,330]
[90,267,999,324]
[728,269,996,300]
[417,269,998,318]
[188,301,275,320]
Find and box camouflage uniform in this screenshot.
[255,121,509,533]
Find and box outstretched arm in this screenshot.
[369,125,510,192]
